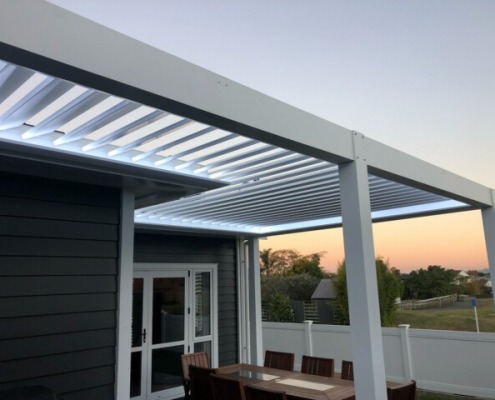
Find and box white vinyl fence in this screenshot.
[263,321,495,399]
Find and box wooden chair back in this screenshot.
[244,384,287,400]
[210,373,246,400]
[341,360,354,381]
[189,365,216,400]
[181,352,209,400]
[263,350,295,371]
[301,355,334,377]
[387,380,416,400]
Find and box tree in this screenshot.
[403,265,457,300]
[333,257,403,326]
[265,293,295,322]
[259,248,327,278]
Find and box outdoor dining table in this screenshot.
[215,363,356,400]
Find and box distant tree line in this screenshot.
[259,248,485,326]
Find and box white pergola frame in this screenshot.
[1,2,495,400]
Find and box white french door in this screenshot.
[130,264,217,400]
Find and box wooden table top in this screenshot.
[216,363,356,400]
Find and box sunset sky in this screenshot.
[49,0,495,273]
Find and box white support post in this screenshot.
[115,189,135,400]
[398,324,413,381]
[339,132,387,400]
[304,320,314,356]
[481,198,495,310]
[247,237,264,365]
[237,239,250,364]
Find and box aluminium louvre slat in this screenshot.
[216,154,313,181]
[108,117,193,156]
[182,201,343,226]
[211,152,309,182]
[0,74,53,125]
[0,65,37,104]
[136,158,330,216]
[133,126,217,162]
[199,143,279,174]
[167,182,339,222]
[179,192,343,224]
[151,162,339,211]
[142,168,340,217]
[370,181,447,201]
[0,78,64,129]
[176,136,257,167]
[82,109,164,151]
[167,180,341,219]
[371,193,448,210]
[148,175,340,220]
[155,132,238,166]
[55,99,137,145]
[22,90,107,138]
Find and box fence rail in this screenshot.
[398,294,457,310]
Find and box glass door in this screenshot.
[131,271,189,400]
[131,266,216,400]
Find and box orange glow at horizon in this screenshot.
[260,210,488,274]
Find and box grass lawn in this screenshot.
[395,298,495,332]
[418,390,477,399]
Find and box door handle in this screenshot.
[142,328,147,343]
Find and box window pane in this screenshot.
[132,278,144,347]
[151,346,183,393]
[195,272,211,337]
[130,351,142,397]
[194,341,211,360]
[153,278,185,344]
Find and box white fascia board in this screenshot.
[0,0,354,165]
[359,134,493,207]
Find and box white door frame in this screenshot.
[128,263,218,400]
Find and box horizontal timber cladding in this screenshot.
[134,232,239,366]
[0,172,120,400]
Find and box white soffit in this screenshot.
[0,60,468,234]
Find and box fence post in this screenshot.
[398,324,413,381]
[304,320,313,356]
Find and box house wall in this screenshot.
[0,172,120,400]
[134,232,239,366]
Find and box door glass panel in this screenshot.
[132,278,144,347]
[130,351,142,397]
[151,345,183,393]
[152,278,185,344]
[194,341,211,360]
[195,272,211,337]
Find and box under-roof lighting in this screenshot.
[55,96,123,140]
[25,85,88,127]
[0,72,47,118]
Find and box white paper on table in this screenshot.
[277,378,334,391]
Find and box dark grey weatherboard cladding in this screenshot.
[0,173,120,400]
[134,232,239,366]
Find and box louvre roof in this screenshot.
[0,59,473,235]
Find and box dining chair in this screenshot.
[244,384,287,400]
[210,373,246,400]
[301,355,334,377]
[189,365,217,400]
[340,360,354,381]
[181,352,210,400]
[387,380,416,400]
[263,350,295,371]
